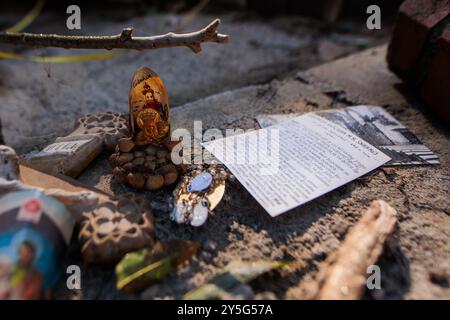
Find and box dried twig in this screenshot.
[305,200,398,300]
[0,19,228,53]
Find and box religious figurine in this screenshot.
[129,67,170,146]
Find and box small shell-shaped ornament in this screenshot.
[129,67,170,146]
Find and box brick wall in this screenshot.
[388,0,450,124]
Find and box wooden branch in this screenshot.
[306,200,398,300]
[0,19,229,53]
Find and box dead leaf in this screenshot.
[116,240,199,293]
[183,260,286,300]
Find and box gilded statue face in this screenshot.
[129,67,170,146]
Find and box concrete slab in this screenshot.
[0,8,389,152]
[0,13,315,151]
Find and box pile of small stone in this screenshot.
[109,137,179,191]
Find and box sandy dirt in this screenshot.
[62,46,449,300]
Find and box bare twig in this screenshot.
[0,19,228,53]
[304,200,398,300]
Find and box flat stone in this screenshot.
[20,135,103,178]
[298,45,408,106]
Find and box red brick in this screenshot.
[387,0,450,78]
[420,26,450,124]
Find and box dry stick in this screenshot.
[0,19,228,53]
[308,200,397,300]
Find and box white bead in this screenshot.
[170,204,187,224]
[190,202,208,227]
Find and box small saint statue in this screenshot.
[129,67,170,145]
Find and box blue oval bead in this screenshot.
[188,172,213,192]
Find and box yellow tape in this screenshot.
[30,52,123,63]
[175,0,209,32]
[0,51,23,60]
[5,0,46,33]
[0,51,123,63]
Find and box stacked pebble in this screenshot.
[109,137,179,191]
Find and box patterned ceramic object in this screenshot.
[78,194,155,265]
